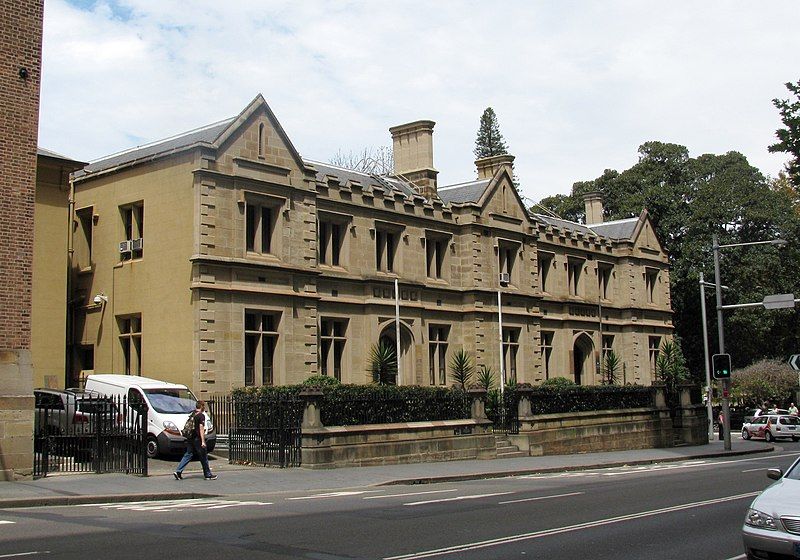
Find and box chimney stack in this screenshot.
[475,154,515,180]
[583,191,604,225]
[389,120,438,199]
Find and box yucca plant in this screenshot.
[477,365,495,391]
[601,350,621,385]
[368,342,397,385]
[449,349,474,389]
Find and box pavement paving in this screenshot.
[0,439,780,508]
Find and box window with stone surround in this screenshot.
[319,213,350,267]
[537,251,554,293]
[649,336,662,376]
[244,311,280,386]
[503,327,520,383]
[598,262,613,301]
[245,199,278,255]
[375,223,402,273]
[540,331,554,380]
[118,314,141,376]
[428,325,449,385]
[319,318,347,381]
[120,202,144,261]
[645,267,659,304]
[568,257,584,297]
[497,239,520,286]
[425,232,449,280]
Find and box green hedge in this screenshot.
[527,385,654,414]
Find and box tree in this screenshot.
[537,141,800,378]
[330,146,393,175]
[731,359,797,407]
[769,80,800,188]
[449,349,474,389]
[368,342,397,385]
[474,107,509,159]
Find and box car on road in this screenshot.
[741,414,800,442]
[743,457,800,559]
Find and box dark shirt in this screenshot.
[193,412,206,440]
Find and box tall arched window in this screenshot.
[258,123,265,157]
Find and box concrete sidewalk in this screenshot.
[0,440,780,508]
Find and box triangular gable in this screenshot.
[475,166,533,226]
[630,209,667,256]
[212,93,311,172]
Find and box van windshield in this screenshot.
[144,388,196,414]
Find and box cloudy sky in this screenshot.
[39,1,799,202]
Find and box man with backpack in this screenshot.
[173,400,217,480]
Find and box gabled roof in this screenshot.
[532,213,596,236]
[437,179,491,204]
[75,118,234,178]
[588,217,640,240]
[307,160,418,198]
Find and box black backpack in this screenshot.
[181,411,197,439]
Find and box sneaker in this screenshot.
[173,471,182,480]
[204,474,217,480]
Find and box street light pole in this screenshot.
[699,272,714,441]
[712,234,731,451]
[498,288,505,397]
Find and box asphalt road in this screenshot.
[2,443,799,560]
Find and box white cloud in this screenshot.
[39,0,800,202]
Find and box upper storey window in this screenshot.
[497,239,519,286]
[537,252,554,293]
[598,263,613,301]
[319,213,350,268]
[426,233,449,280]
[120,202,144,261]
[645,267,660,304]
[375,223,402,273]
[245,196,282,256]
[75,206,94,271]
[568,257,584,297]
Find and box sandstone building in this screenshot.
[68,95,673,395]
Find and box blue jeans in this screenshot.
[175,439,212,477]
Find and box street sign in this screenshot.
[763,293,796,310]
[712,353,732,379]
[790,354,800,372]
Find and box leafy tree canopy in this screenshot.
[536,141,800,377]
[474,107,509,159]
[769,80,800,188]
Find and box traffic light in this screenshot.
[712,353,732,380]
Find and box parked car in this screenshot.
[84,374,215,458]
[742,458,800,559]
[741,414,800,442]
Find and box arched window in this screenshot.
[258,123,265,157]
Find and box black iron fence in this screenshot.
[33,394,147,478]
[487,390,520,435]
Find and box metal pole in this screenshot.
[699,272,714,441]
[395,278,401,386]
[712,234,731,451]
[498,288,505,396]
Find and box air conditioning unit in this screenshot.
[499,272,510,284]
[131,238,144,251]
[119,240,133,254]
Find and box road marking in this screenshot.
[385,492,760,559]
[499,491,584,505]
[364,489,458,500]
[0,521,16,524]
[722,555,746,560]
[0,553,50,559]
[404,492,514,507]
[86,499,271,512]
[288,490,382,501]
[741,468,766,473]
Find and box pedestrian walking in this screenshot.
[718,409,724,441]
[174,400,217,480]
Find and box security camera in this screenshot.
[93,294,108,305]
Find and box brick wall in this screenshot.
[0,0,43,350]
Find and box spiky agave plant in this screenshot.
[368,342,397,385]
[477,364,496,391]
[449,349,474,389]
[601,350,621,385]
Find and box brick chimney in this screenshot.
[475,154,515,180]
[389,120,438,199]
[583,191,604,224]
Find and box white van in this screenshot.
[84,374,215,458]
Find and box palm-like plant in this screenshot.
[449,349,474,389]
[601,350,621,385]
[655,339,689,409]
[477,365,495,391]
[368,342,397,385]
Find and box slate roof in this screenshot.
[306,160,418,198]
[588,217,639,240]
[437,179,491,204]
[75,118,235,178]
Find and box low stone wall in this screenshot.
[301,419,495,469]
[512,407,673,457]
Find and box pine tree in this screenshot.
[474,107,509,159]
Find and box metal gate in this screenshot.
[33,392,148,478]
[225,396,303,468]
[489,391,520,435]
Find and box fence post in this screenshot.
[468,387,488,421]
[299,388,324,429]
[517,385,534,419]
[652,384,668,409]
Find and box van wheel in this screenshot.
[146,435,159,459]
[765,431,775,443]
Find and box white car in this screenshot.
[743,458,800,559]
[741,414,800,442]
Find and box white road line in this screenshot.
[722,555,746,560]
[87,499,271,512]
[288,490,382,501]
[404,492,514,507]
[498,492,584,505]
[0,521,16,524]
[741,468,766,473]
[385,492,760,560]
[364,489,458,500]
[206,502,272,510]
[0,553,50,559]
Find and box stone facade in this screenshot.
[0,0,44,480]
[69,95,673,396]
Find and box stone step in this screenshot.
[497,450,527,459]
